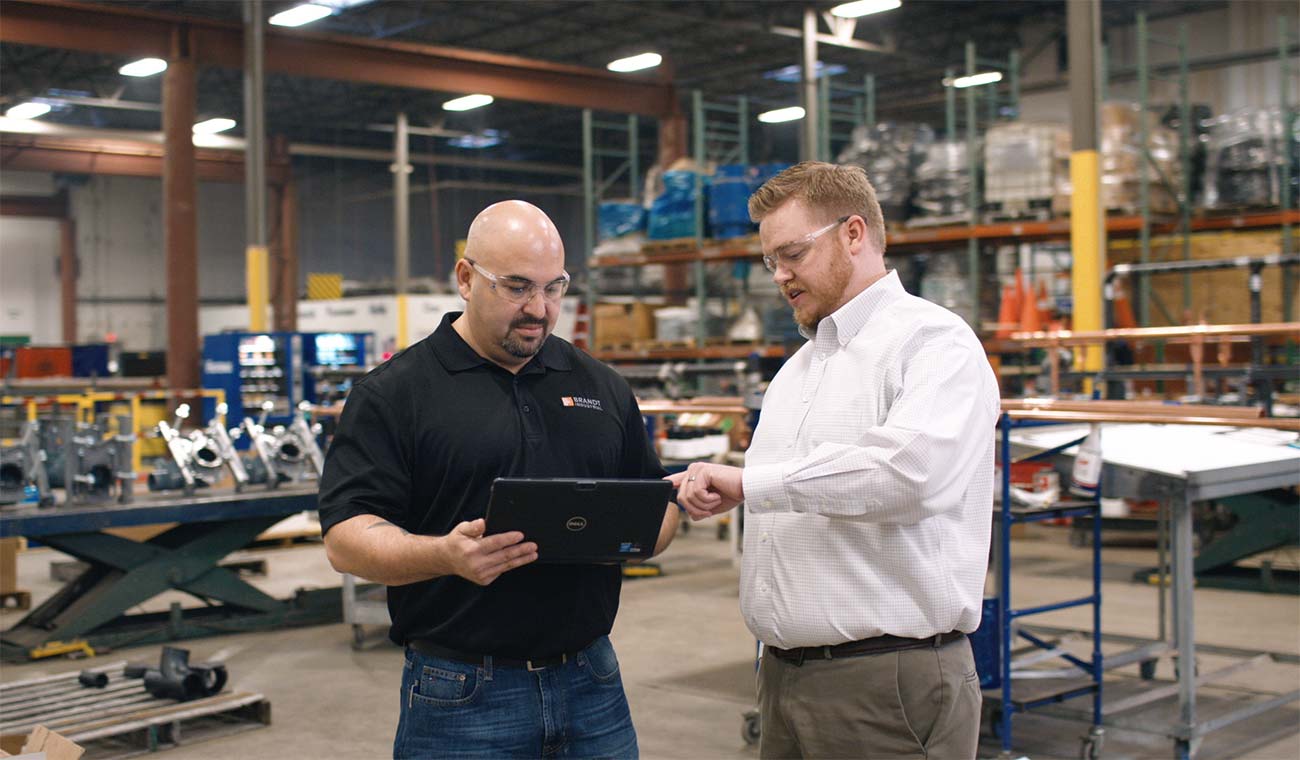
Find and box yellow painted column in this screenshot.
[1070,149,1105,375]
[246,244,269,332]
[396,293,410,350]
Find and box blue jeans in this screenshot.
[394,636,638,759]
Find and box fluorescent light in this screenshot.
[5,102,51,120]
[831,0,901,18]
[193,117,236,134]
[950,71,1003,88]
[607,52,662,73]
[758,106,805,124]
[269,3,333,27]
[443,93,493,112]
[448,129,502,149]
[762,62,846,83]
[119,58,168,77]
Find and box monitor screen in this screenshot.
[314,333,362,367]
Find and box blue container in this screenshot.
[750,162,793,192]
[647,170,700,240]
[708,164,753,240]
[970,596,1002,689]
[597,202,644,241]
[71,343,110,378]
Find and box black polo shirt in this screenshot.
[318,312,666,658]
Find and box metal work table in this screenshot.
[1008,420,1300,758]
[0,486,340,661]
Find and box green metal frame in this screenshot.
[0,490,338,661]
[582,109,643,348]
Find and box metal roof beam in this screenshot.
[0,0,678,118]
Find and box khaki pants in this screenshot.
[757,636,981,759]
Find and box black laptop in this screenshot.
[484,478,674,563]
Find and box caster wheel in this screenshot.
[1079,728,1105,760]
[351,625,366,650]
[742,710,761,746]
[717,522,729,541]
[1139,658,1157,680]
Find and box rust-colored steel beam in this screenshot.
[1006,409,1300,431]
[164,35,200,391]
[0,192,68,218]
[1007,321,1300,347]
[1,0,677,117]
[60,218,76,343]
[0,136,290,184]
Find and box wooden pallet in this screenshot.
[0,662,270,759]
[641,238,699,255]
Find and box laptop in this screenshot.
[484,477,674,563]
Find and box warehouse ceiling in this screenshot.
[1,0,1231,173]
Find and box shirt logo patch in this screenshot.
[560,395,602,411]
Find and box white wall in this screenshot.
[0,216,62,343]
[1018,3,1299,126]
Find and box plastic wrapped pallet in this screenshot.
[836,122,934,223]
[597,200,645,241]
[707,164,752,240]
[1204,107,1297,208]
[647,170,700,240]
[913,140,974,222]
[983,122,1069,216]
[1053,102,1182,215]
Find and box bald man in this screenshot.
[320,201,677,759]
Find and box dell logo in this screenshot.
[566,516,588,532]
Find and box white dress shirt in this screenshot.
[741,270,1000,648]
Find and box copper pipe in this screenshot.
[1008,321,1300,347]
[1006,409,1300,431]
[1000,399,1264,419]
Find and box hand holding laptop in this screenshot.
[439,518,538,586]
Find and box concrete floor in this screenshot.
[2,519,1298,759]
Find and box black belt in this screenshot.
[407,639,579,671]
[768,631,965,666]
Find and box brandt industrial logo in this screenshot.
[566,516,588,532]
[560,396,602,411]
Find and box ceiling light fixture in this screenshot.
[193,117,237,134]
[830,0,902,19]
[5,102,52,120]
[443,93,494,112]
[607,52,662,73]
[757,106,806,124]
[948,71,1003,88]
[119,58,168,77]
[268,3,333,27]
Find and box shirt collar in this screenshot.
[429,312,572,374]
[800,270,905,347]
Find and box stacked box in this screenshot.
[983,122,1070,213]
[1053,102,1182,215]
[593,303,656,348]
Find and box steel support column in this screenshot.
[801,7,820,163]
[244,0,268,332]
[1068,0,1105,386]
[164,29,199,391]
[271,135,297,332]
[393,112,411,349]
[60,217,77,343]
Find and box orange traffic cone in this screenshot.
[1019,277,1042,333]
[1035,279,1054,326]
[995,284,1017,339]
[573,301,590,351]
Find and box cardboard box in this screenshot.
[0,725,84,760]
[0,538,19,594]
[593,303,656,348]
